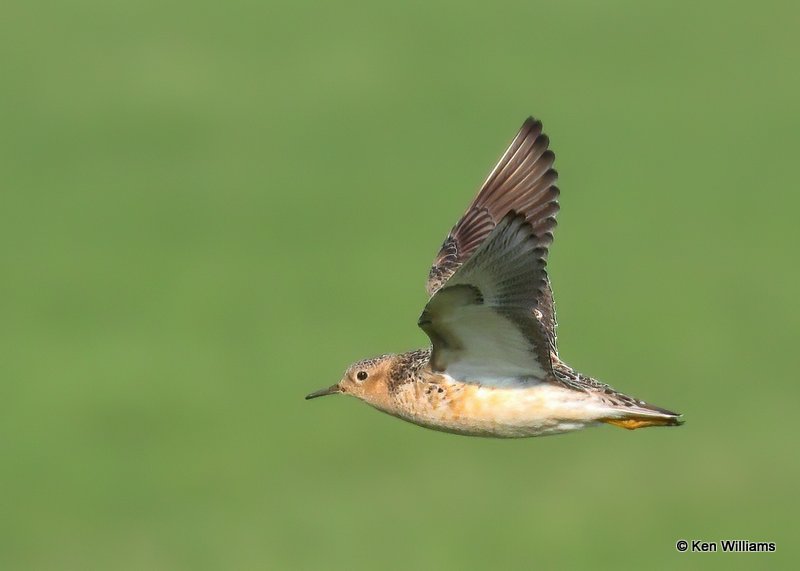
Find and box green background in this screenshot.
[2,1,798,569]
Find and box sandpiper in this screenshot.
[306,118,682,437]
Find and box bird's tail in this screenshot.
[601,402,684,430]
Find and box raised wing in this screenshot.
[418,213,552,384]
[426,117,560,354]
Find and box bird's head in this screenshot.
[305,354,395,408]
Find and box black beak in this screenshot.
[305,384,341,400]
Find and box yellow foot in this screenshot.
[603,418,677,430]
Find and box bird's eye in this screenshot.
[356,371,368,381]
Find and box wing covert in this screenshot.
[419,213,553,384]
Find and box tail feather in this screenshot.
[551,361,684,431]
[602,405,684,430]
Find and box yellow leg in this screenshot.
[603,418,670,430]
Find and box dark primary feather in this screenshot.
[426,117,561,355]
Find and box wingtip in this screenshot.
[514,117,543,141]
[523,116,541,128]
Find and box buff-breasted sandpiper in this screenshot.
[306,118,682,438]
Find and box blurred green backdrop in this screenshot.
[2,1,798,569]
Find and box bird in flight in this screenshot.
[306,118,682,437]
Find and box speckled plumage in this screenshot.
[387,348,432,393]
[306,118,683,438]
